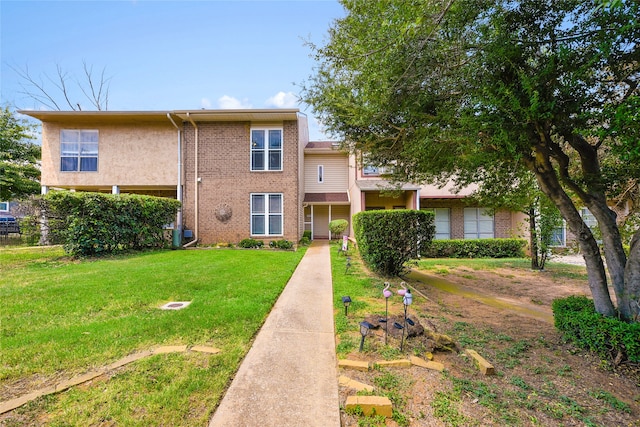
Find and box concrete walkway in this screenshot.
[209,240,340,427]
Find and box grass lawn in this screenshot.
[0,245,305,426]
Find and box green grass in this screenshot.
[330,242,382,357]
[0,246,305,425]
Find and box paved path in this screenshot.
[208,240,340,427]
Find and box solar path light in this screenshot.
[341,296,352,316]
[359,321,373,352]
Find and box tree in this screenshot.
[0,107,40,200]
[12,62,111,111]
[302,0,640,320]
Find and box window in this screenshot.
[0,202,8,212]
[251,193,283,236]
[580,208,597,229]
[318,165,324,183]
[60,130,98,172]
[251,128,282,171]
[424,208,451,240]
[550,222,566,247]
[464,208,494,239]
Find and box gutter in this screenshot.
[166,113,183,239]
[183,112,199,248]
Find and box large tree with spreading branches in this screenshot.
[302,0,640,320]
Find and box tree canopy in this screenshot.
[0,107,40,200]
[302,0,640,320]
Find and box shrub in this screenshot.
[421,238,526,258]
[269,239,294,250]
[353,209,435,277]
[238,238,264,248]
[299,236,311,246]
[41,191,180,257]
[303,230,312,240]
[552,295,640,364]
[328,219,349,238]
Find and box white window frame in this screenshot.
[464,207,495,239]
[317,165,324,183]
[0,202,8,212]
[250,193,283,236]
[250,128,283,172]
[60,129,99,172]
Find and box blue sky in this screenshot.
[1,0,345,140]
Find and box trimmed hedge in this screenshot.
[421,238,526,258]
[353,209,435,277]
[552,295,640,364]
[42,191,180,257]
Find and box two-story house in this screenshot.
[22,108,525,246]
[301,142,524,241]
[21,109,307,245]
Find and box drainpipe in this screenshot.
[167,113,183,240]
[183,112,199,247]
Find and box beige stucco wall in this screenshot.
[41,121,178,189]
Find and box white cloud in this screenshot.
[265,91,299,108]
[200,98,212,109]
[217,95,252,109]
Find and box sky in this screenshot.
[0,0,345,140]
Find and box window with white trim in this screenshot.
[251,128,282,171]
[0,202,8,212]
[318,165,324,183]
[464,208,494,239]
[60,129,98,172]
[251,193,283,236]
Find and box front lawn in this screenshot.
[0,246,305,425]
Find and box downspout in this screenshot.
[183,112,199,247]
[166,113,183,240]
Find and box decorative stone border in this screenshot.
[0,345,220,415]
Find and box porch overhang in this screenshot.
[304,192,350,205]
[356,180,421,191]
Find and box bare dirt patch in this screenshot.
[339,265,640,427]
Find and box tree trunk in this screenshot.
[624,230,640,321]
[586,200,633,320]
[529,151,616,317]
[529,207,540,270]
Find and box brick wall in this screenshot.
[182,120,300,245]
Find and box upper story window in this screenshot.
[60,129,98,172]
[318,165,324,183]
[0,202,8,212]
[251,128,282,171]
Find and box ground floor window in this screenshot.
[550,222,566,247]
[251,193,283,236]
[422,207,451,240]
[464,208,494,239]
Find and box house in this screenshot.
[302,142,524,241]
[21,109,307,245]
[21,108,525,246]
